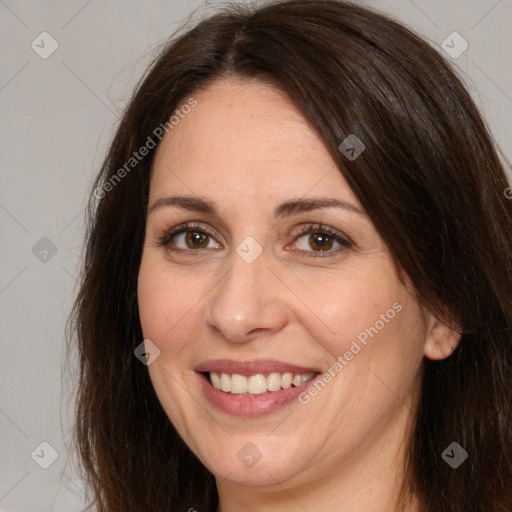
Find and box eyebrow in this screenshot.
[148,195,366,218]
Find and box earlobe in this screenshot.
[423,314,462,361]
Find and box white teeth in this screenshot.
[220,372,231,392]
[266,372,282,391]
[292,374,302,387]
[281,372,293,389]
[248,374,267,394]
[211,372,221,390]
[208,371,316,395]
[231,373,248,393]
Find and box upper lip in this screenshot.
[194,359,321,376]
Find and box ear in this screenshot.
[423,312,461,361]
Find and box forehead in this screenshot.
[149,77,356,205]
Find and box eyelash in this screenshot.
[155,221,352,257]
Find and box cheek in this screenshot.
[290,261,425,390]
[137,255,208,431]
[298,273,424,439]
[137,254,207,343]
[292,263,409,349]
[138,248,425,375]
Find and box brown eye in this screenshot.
[292,224,352,257]
[185,231,210,249]
[159,224,221,251]
[307,233,334,251]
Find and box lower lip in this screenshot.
[197,372,320,417]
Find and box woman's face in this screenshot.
[137,77,443,492]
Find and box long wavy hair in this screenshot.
[66,1,512,510]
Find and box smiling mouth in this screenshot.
[203,371,319,396]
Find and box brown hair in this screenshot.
[66,1,512,510]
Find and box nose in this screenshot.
[203,249,289,343]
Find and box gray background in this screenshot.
[1,1,511,511]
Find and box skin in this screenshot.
[137,76,460,512]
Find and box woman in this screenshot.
[68,1,512,511]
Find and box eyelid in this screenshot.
[156,220,353,256]
[156,221,223,249]
[288,222,352,244]
[286,222,353,256]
